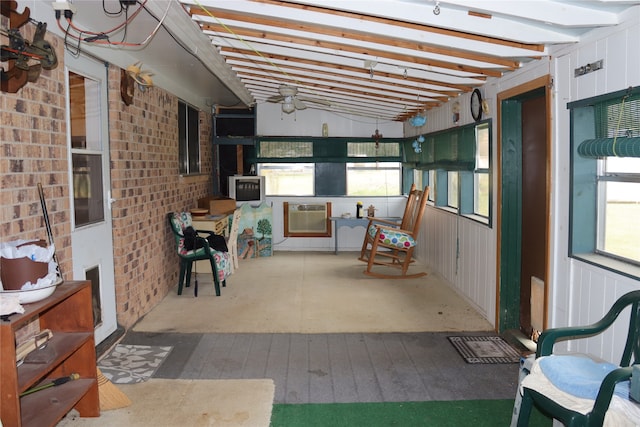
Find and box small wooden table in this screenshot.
[330,216,399,254]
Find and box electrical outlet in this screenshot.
[52,1,77,13]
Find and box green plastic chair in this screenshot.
[517,290,640,426]
[168,212,230,297]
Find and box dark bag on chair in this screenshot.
[207,233,228,252]
[183,226,203,251]
[183,226,228,252]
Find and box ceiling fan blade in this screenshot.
[298,96,331,106]
[266,95,284,103]
[293,97,307,110]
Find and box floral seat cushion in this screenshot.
[367,225,416,249]
[170,212,231,282]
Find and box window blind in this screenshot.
[577,90,640,158]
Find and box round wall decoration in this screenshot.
[470,88,482,122]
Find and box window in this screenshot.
[405,121,492,224]
[428,170,436,202]
[570,86,640,271]
[474,123,490,217]
[255,138,401,196]
[260,163,314,196]
[447,171,458,209]
[347,162,401,196]
[178,100,200,175]
[598,158,640,261]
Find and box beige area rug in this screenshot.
[57,379,274,427]
[134,252,493,334]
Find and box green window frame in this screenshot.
[569,86,640,275]
[403,120,492,226]
[254,137,402,196]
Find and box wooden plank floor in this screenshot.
[121,331,520,404]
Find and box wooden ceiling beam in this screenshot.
[202,23,506,78]
[250,0,545,52]
[223,48,480,92]
[227,57,455,100]
[237,69,443,103]
[193,8,521,69]
[240,72,438,108]
[190,1,544,52]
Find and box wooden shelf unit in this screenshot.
[0,281,99,427]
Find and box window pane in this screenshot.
[69,72,101,150]
[178,101,200,175]
[448,171,458,209]
[428,170,436,201]
[346,162,400,196]
[599,181,640,262]
[259,141,313,158]
[474,173,489,217]
[72,153,104,226]
[347,142,399,157]
[178,103,187,174]
[259,163,314,195]
[605,157,640,174]
[187,106,200,173]
[69,72,104,228]
[476,123,489,169]
[413,169,423,189]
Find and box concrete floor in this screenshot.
[111,252,524,405]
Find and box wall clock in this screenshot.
[470,88,482,122]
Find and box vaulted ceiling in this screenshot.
[177,0,640,121]
[58,1,640,121]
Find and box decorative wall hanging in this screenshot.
[120,62,154,105]
[412,135,425,153]
[1,1,58,93]
[372,118,383,148]
[126,62,153,90]
[409,114,426,127]
[120,68,135,105]
[452,101,461,124]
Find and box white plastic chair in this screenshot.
[227,209,241,273]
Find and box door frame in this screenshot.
[495,75,552,333]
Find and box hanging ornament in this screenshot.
[409,114,426,127]
[372,118,383,149]
[412,135,425,153]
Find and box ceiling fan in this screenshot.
[266,85,330,114]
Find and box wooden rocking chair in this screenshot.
[358,184,429,279]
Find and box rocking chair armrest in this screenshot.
[367,217,401,227]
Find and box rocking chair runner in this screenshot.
[168,212,231,296]
[358,184,430,279]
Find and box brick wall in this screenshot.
[0,20,72,280]
[107,65,213,327]
[1,21,215,330]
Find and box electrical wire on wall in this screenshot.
[55,0,171,52]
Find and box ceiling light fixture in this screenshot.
[282,96,295,114]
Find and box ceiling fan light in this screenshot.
[282,101,295,114]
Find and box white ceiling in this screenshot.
[58,0,640,120]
